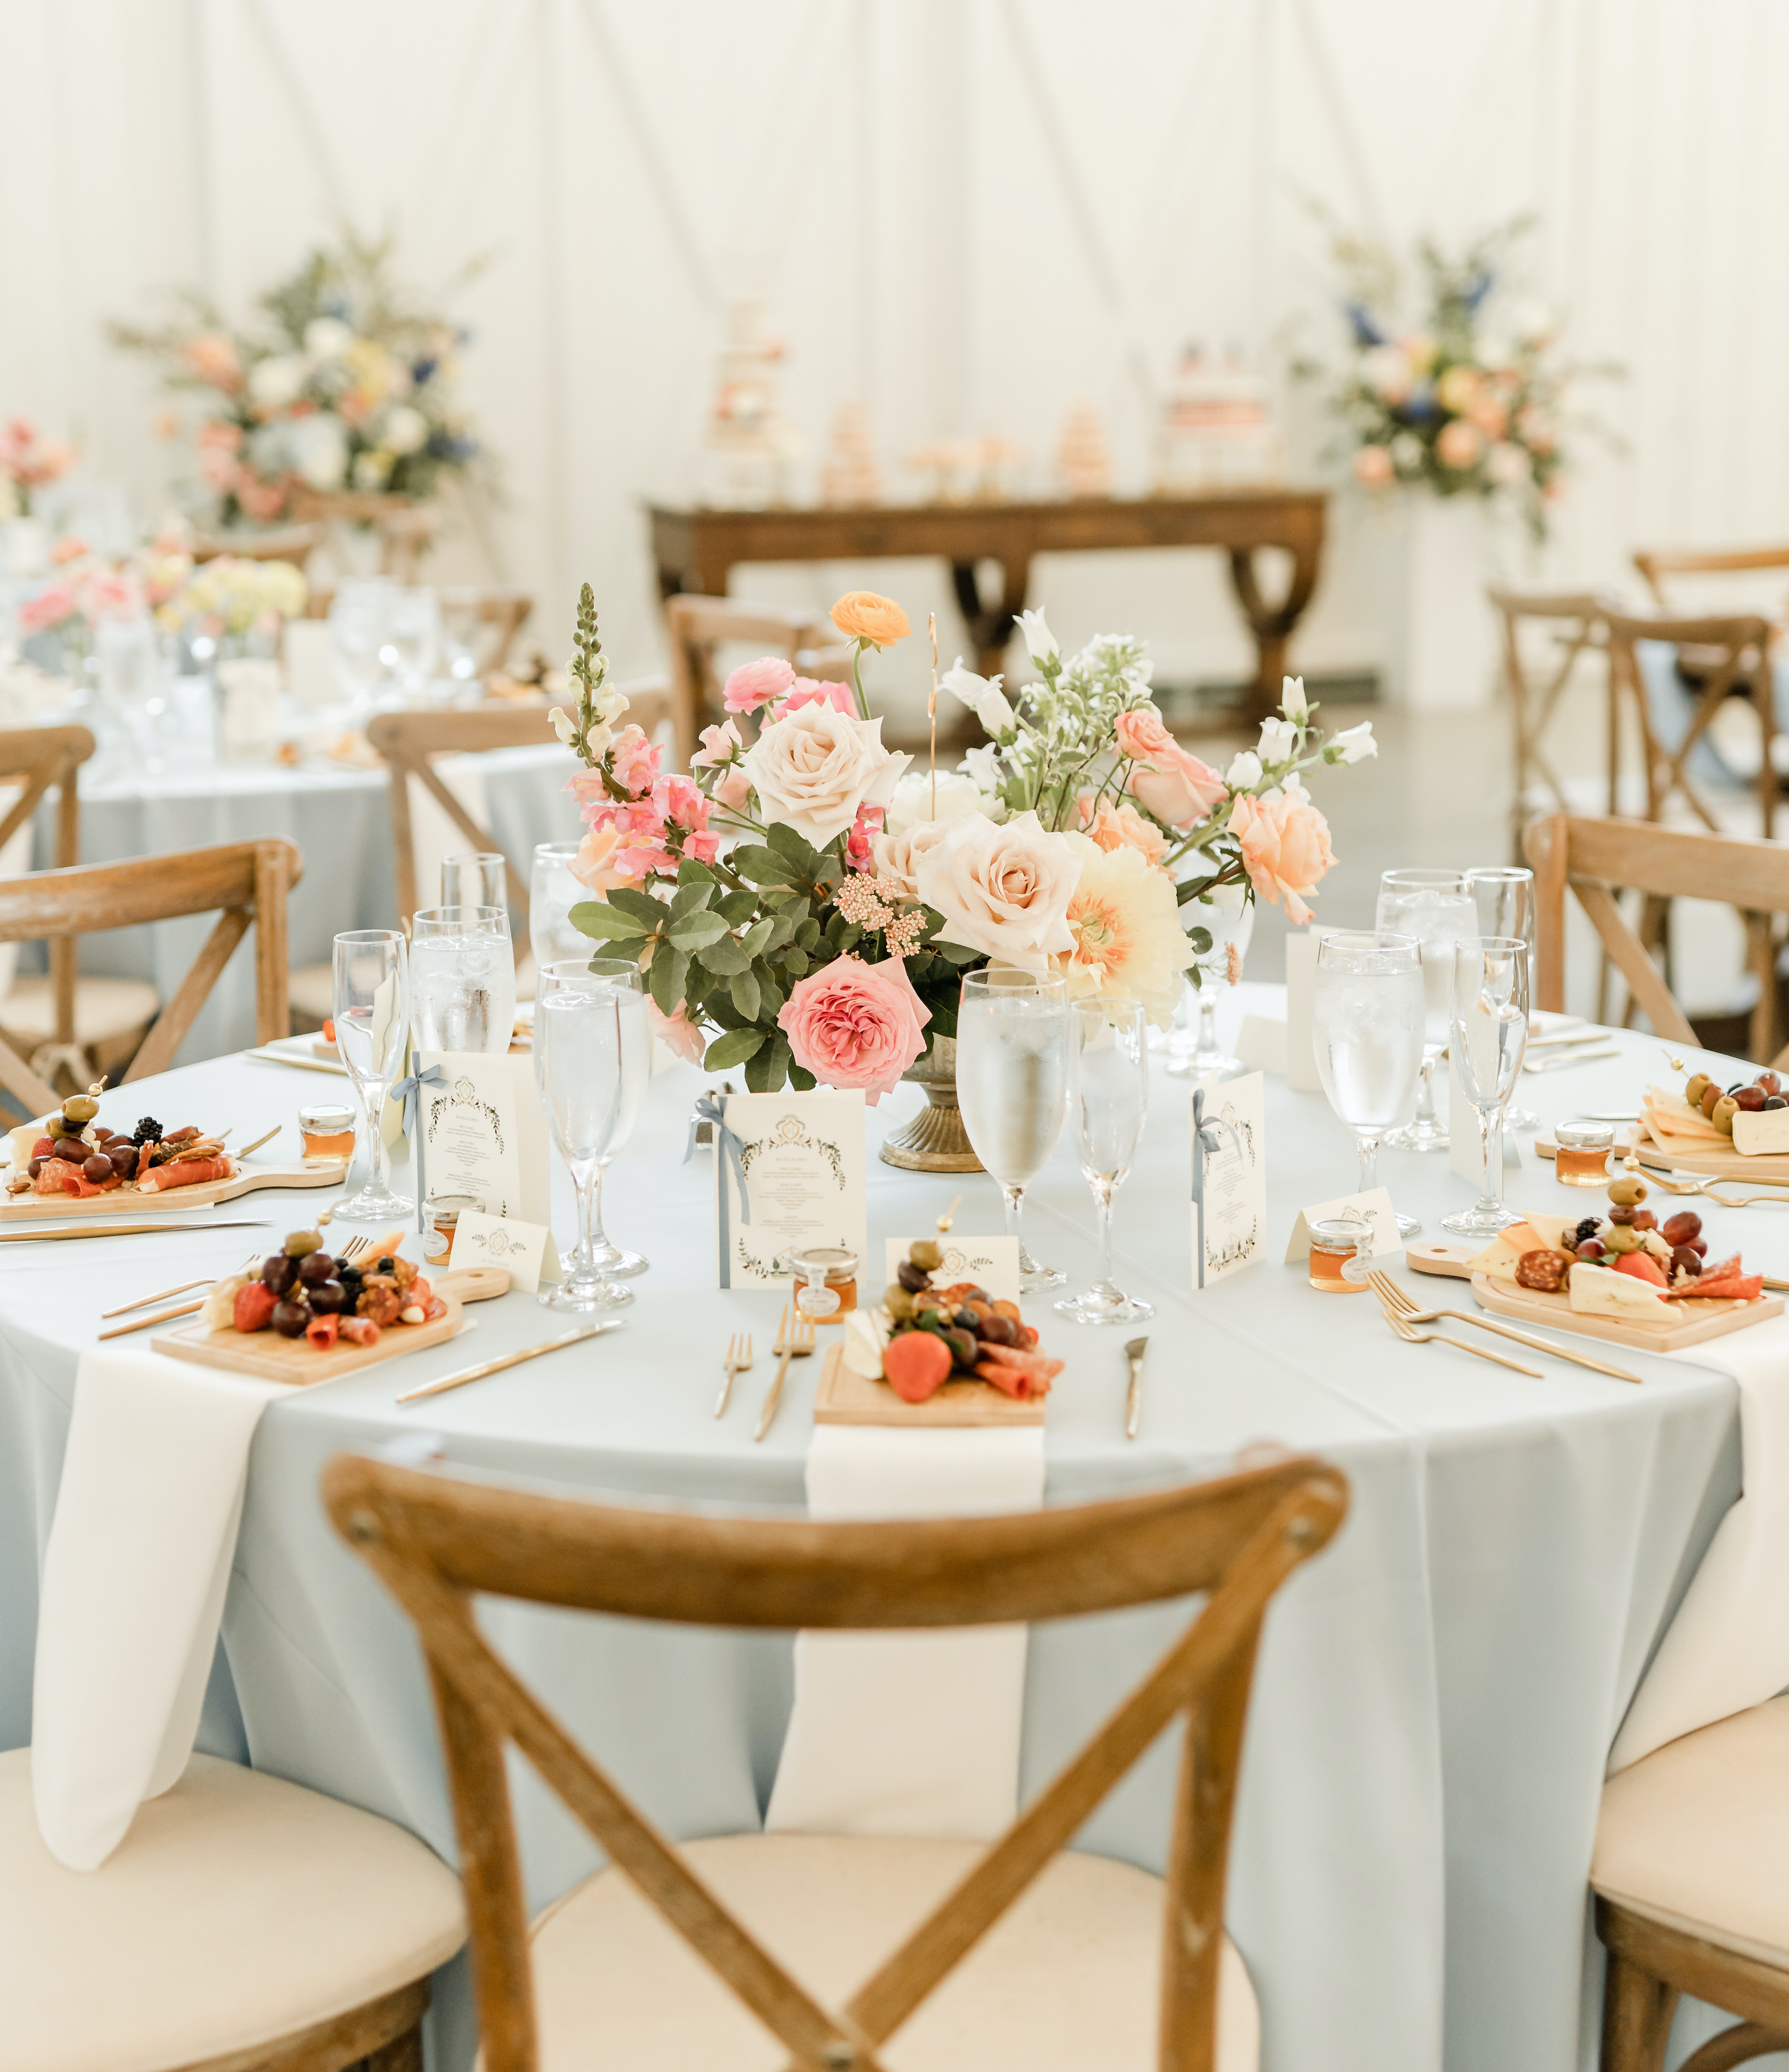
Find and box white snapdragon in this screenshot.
[1016,608,1058,663]
[548,707,578,747]
[1330,722,1378,765]
[960,743,1010,819]
[1225,750,1263,790]
[1279,675,1310,725]
[1257,715,1299,764]
[940,657,1016,737]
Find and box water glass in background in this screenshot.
[1376,868,1475,1152]
[1165,886,1254,1080]
[1057,996,1153,1326]
[410,905,516,1055]
[1442,936,1531,1238]
[531,843,590,971]
[534,960,649,1311]
[327,580,391,712]
[332,929,413,1223]
[93,614,164,775]
[955,967,1072,1294]
[1312,930,1426,1237]
[1466,865,1539,1130]
[437,588,488,684]
[380,586,441,701]
[441,853,507,911]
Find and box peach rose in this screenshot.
[870,815,961,898]
[1228,790,1336,926]
[1128,745,1227,830]
[739,701,910,846]
[777,953,930,1103]
[1352,444,1394,487]
[913,810,1079,971]
[646,997,708,1067]
[1112,707,1176,762]
[831,590,911,647]
[723,656,794,714]
[1075,792,1168,866]
[568,822,635,893]
[1435,419,1484,470]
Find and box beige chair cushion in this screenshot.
[1594,1693,1789,1969]
[0,1749,464,2072]
[506,1832,1258,2072]
[0,975,159,1045]
[286,961,335,1022]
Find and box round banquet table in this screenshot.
[23,734,581,1067]
[0,992,1770,2072]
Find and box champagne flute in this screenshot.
[1465,866,1539,1130]
[549,955,649,1278]
[410,905,516,1055]
[1441,936,1530,1237]
[1312,930,1425,1237]
[530,843,592,971]
[332,929,413,1223]
[955,967,1072,1294]
[327,580,391,712]
[441,853,507,910]
[1377,868,1475,1151]
[1056,995,1153,1326]
[534,961,649,1312]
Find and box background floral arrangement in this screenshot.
[554,585,1373,1098]
[0,417,76,519]
[19,525,304,652]
[1301,213,1617,542]
[111,232,481,526]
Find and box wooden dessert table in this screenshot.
[646,490,1329,721]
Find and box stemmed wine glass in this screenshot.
[1441,936,1530,1237]
[1057,995,1153,1326]
[1465,866,1538,1130]
[1311,931,1426,1238]
[1376,869,1475,1151]
[955,967,1072,1294]
[555,955,648,1278]
[530,843,592,971]
[410,905,516,1055]
[534,960,649,1312]
[441,853,507,910]
[332,929,413,1223]
[1165,886,1253,1081]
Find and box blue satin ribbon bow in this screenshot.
[684,1092,748,1288]
[389,1062,448,1233]
[1191,1085,1243,1290]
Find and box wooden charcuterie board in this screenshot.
[1,1159,346,1219]
[1406,1242,1781,1349]
[150,1266,510,1384]
[812,1340,1046,1427]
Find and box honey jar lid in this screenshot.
[298,1103,355,1133]
[789,1245,858,1283]
[1556,1121,1614,1149]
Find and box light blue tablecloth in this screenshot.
[26,741,581,1066]
[0,1005,1765,2072]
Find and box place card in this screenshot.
[415,1051,551,1225]
[1191,1072,1265,1289]
[448,1210,560,1292]
[710,1090,866,1289]
[1285,1186,1403,1265]
[1283,930,1323,1091]
[884,1235,1021,1304]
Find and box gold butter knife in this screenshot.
[1123,1335,1149,1440]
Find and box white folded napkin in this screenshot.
[764,1424,1045,1841]
[32,1348,281,1870]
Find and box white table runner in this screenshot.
[32,1347,281,1870]
[764,1423,1045,1840]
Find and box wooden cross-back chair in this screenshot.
[1633,542,1789,619]
[1604,611,1778,840]
[1487,589,1612,851]
[191,524,322,570]
[664,595,841,768]
[368,682,677,937]
[0,839,299,1116]
[304,587,535,678]
[1525,812,1789,1066]
[324,1448,1348,2072]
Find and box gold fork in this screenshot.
[1368,1270,1642,1385]
[1630,1164,1789,1208]
[1368,1273,1544,1376]
[716,1331,753,1418]
[756,1307,816,1442]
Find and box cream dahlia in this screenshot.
[1051,833,1195,1029]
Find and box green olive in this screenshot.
[908,1239,943,1273]
[283,1230,322,1258]
[1601,1225,1642,1254]
[60,1095,99,1124]
[1713,1096,1739,1136]
[1607,1175,1648,1206]
[1683,1073,1711,1111]
[47,1115,83,1140]
[884,1284,915,1321]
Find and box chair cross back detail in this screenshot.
[0,838,299,1116]
[1487,590,1611,848]
[664,596,839,766]
[1633,542,1789,617]
[1525,812,1789,1068]
[326,1451,1346,2072]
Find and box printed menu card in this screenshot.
[415,1051,550,1224]
[1191,1072,1266,1289]
[711,1090,866,1288]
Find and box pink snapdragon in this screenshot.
[692,719,744,768]
[646,997,708,1067]
[773,676,855,721]
[723,655,795,713]
[845,802,884,870]
[608,724,661,799]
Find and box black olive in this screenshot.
[896,1259,929,1292]
[376,1256,395,1273]
[261,1253,298,1295]
[942,1327,978,1369]
[954,1306,979,1330]
[271,1297,309,1338]
[1767,1096,1788,1111]
[297,1251,336,1285]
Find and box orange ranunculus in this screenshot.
[831,590,911,648]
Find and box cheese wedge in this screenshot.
[1642,1087,1725,1144]
[1569,1261,1669,1318]
[1732,1108,1789,1156]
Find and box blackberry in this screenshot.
[131,1117,163,1146]
[1573,1217,1602,1244]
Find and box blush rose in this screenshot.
[777,953,931,1103]
[1228,789,1336,926]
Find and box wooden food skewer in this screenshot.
[99,1298,206,1341]
[237,1125,281,1158]
[101,1276,212,1319]
[0,1219,273,1245]
[927,612,939,821]
[397,1321,618,1404]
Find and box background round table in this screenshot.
[0,997,1756,2072]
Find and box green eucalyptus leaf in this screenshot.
[702,1027,765,1071]
[751,957,785,1016]
[788,1062,816,1091]
[1187,927,1214,956]
[714,888,759,926]
[936,940,983,966]
[765,822,819,871]
[706,993,746,1031]
[606,886,670,927]
[569,901,652,942]
[648,946,689,1018]
[739,916,775,958]
[796,917,822,950]
[677,856,719,887]
[667,911,729,950]
[668,880,714,921]
[729,967,761,1021]
[732,844,803,888]
[698,935,752,975]
[781,944,810,976]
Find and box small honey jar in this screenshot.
[423,1193,484,1266]
[1555,1121,1615,1187]
[790,1246,859,1321]
[1307,1216,1372,1294]
[298,1102,355,1163]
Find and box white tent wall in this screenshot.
[1,0,1784,724]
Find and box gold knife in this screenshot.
[0,1219,273,1244]
[1123,1335,1149,1440]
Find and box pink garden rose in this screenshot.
[777,953,930,1103]
[1112,707,1177,763]
[1128,746,1227,830]
[1228,789,1336,926]
[723,655,796,713]
[1435,419,1484,471]
[646,997,708,1067]
[774,676,855,720]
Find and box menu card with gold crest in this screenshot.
[711,1090,866,1288]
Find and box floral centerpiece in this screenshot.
[1302,214,1615,542]
[111,233,482,525]
[19,526,304,663]
[552,586,1373,1099]
[0,418,76,519]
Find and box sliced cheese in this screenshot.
[1568,1261,1669,1318]
[1643,1086,1726,1143]
[6,1113,55,1173]
[1732,1108,1789,1156]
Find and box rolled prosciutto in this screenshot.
[137,1155,233,1193]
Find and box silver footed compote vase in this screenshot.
[878,1035,985,1173]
